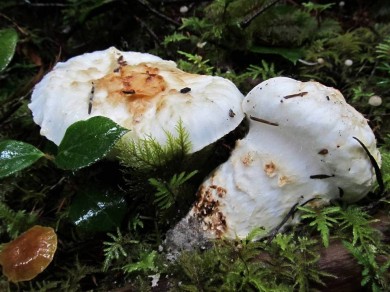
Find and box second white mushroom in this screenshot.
[168,77,381,241]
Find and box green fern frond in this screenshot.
[204,0,234,19]
[343,241,389,290]
[302,2,335,13]
[117,119,192,171]
[0,202,38,239]
[180,17,211,32]
[162,32,189,46]
[128,214,144,232]
[268,233,335,290]
[246,60,279,80]
[294,236,333,291]
[338,205,389,290]
[380,148,390,188]
[29,280,62,291]
[327,31,364,56]
[376,37,390,60]
[61,257,99,291]
[375,37,390,87]
[351,86,375,103]
[245,226,267,242]
[172,120,192,156]
[102,228,139,272]
[149,170,198,210]
[338,206,379,246]
[122,250,157,274]
[299,205,340,247]
[177,51,214,74]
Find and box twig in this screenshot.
[240,0,282,28]
[266,197,323,244]
[267,202,299,244]
[136,0,181,27]
[0,13,29,36]
[133,15,160,44]
[23,0,69,7]
[283,91,308,99]
[0,92,31,125]
[249,115,279,126]
[298,59,319,66]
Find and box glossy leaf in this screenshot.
[250,46,304,64]
[0,28,18,72]
[68,186,127,233]
[0,140,45,178]
[55,116,129,170]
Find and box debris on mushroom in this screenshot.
[167,77,381,246]
[0,225,57,282]
[29,47,244,153]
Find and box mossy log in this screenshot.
[316,211,390,291]
[112,211,390,291]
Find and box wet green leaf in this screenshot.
[0,140,44,178]
[0,28,18,72]
[55,116,129,170]
[68,186,127,233]
[250,46,304,64]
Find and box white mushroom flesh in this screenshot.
[29,47,244,153]
[177,77,380,239]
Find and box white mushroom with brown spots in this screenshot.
[29,47,244,153]
[168,77,381,243]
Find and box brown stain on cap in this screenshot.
[278,175,292,187]
[94,63,167,119]
[264,161,276,177]
[241,152,254,166]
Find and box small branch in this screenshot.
[283,92,308,99]
[298,59,319,66]
[133,15,160,44]
[267,202,299,244]
[88,82,95,115]
[23,0,69,7]
[240,0,282,28]
[249,115,279,126]
[310,174,335,179]
[0,13,29,36]
[136,0,181,27]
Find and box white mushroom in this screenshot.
[29,47,244,153]
[368,95,382,107]
[168,77,381,243]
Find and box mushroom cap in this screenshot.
[29,47,244,153]
[0,225,57,282]
[179,77,380,239]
